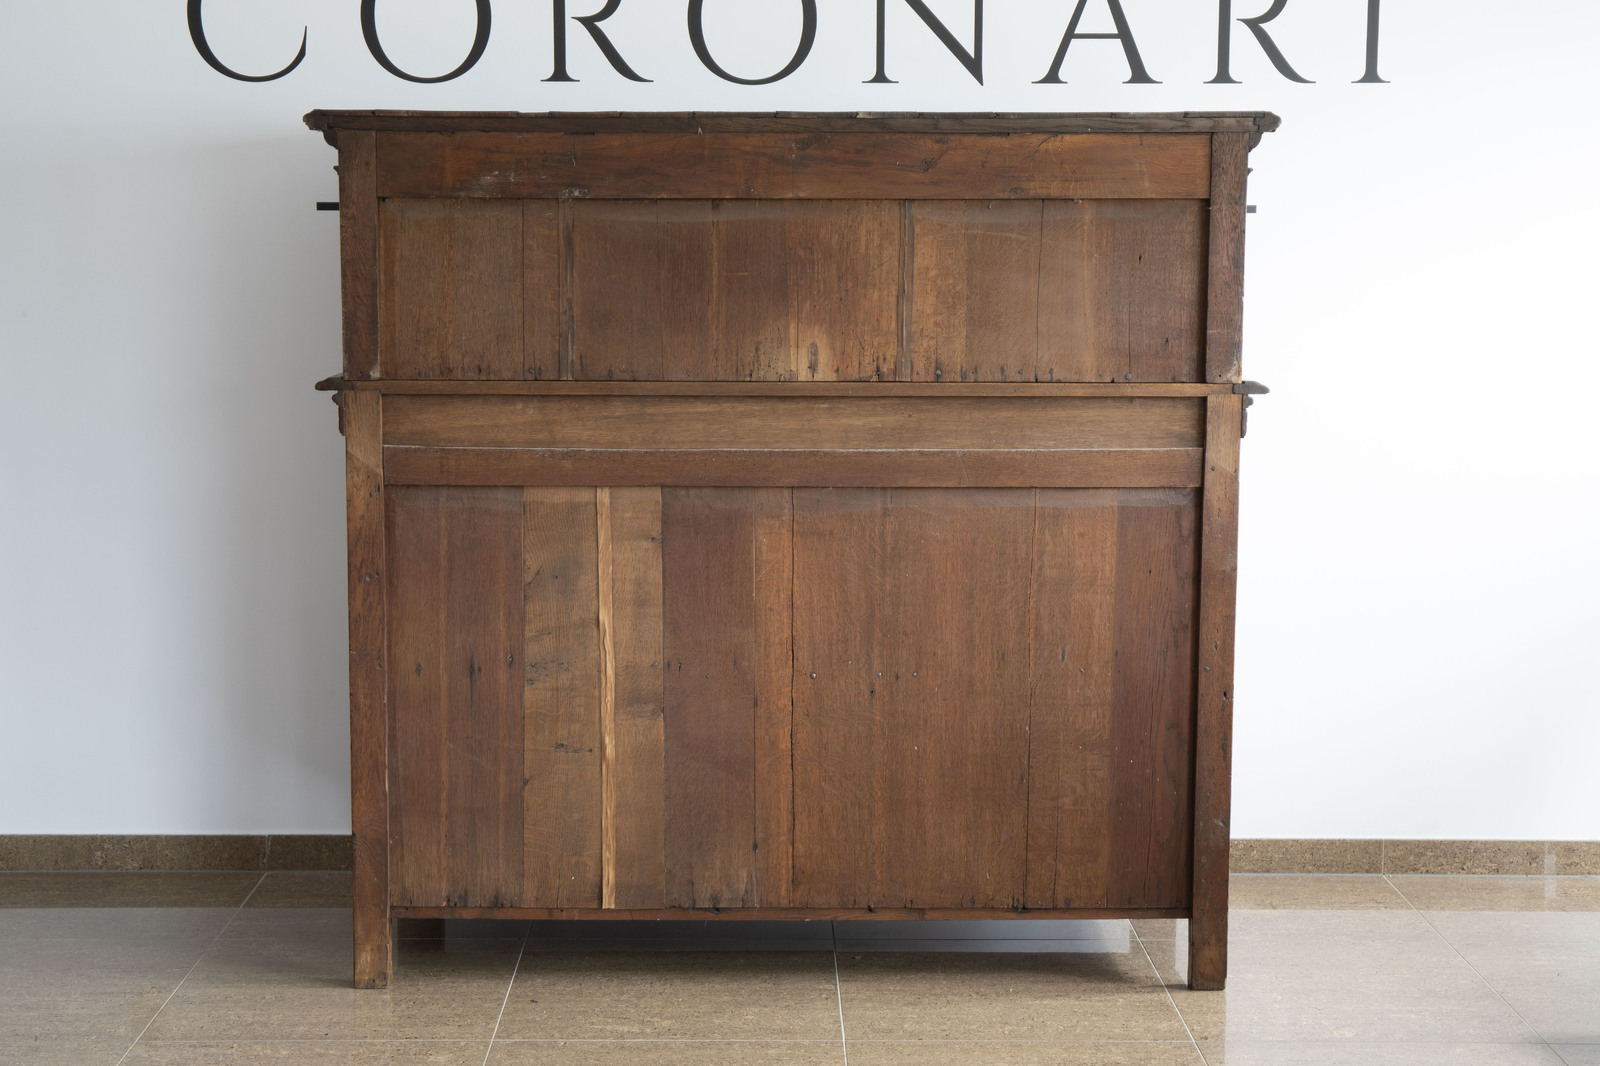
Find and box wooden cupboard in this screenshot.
[305,110,1277,991]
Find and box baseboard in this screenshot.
[1,835,1595,875]
[0,835,351,872]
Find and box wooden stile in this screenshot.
[311,110,1275,989]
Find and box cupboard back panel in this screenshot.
[384,484,1197,911]
[376,198,1208,383]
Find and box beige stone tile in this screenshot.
[246,872,351,908]
[1231,840,1382,874]
[219,907,353,941]
[1132,918,1183,939]
[0,872,262,908]
[488,1041,843,1065]
[1423,912,1600,1044]
[142,937,522,1041]
[1546,843,1600,877]
[265,835,353,872]
[1384,841,1545,876]
[0,938,204,1041]
[1392,876,1600,912]
[845,1040,1202,1065]
[1140,911,1541,1044]
[0,1039,132,1065]
[835,920,1130,941]
[0,907,238,940]
[836,951,1185,1042]
[123,1041,487,1064]
[496,951,841,1041]
[1196,1040,1566,1064]
[523,919,832,943]
[1228,875,1409,911]
[0,835,265,872]
[1554,1046,1600,1065]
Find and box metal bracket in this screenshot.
[1232,381,1269,438]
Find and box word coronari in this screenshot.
[187,0,1387,87]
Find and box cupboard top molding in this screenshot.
[303,109,1281,146]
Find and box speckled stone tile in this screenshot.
[1383,841,1546,876]
[487,1041,844,1065]
[1195,1040,1567,1064]
[1227,875,1409,911]
[495,951,842,1041]
[1421,911,1600,1044]
[845,1040,1203,1064]
[1544,843,1600,877]
[0,938,205,1042]
[835,919,1129,941]
[522,920,832,943]
[836,951,1185,1042]
[0,872,261,908]
[245,872,351,908]
[141,937,522,1042]
[219,907,353,941]
[1391,876,1600,912]
[0,1039,133,1065]
[264,836,353,872]
[0,906,239,940]
[0,836,266,872]
[1143,910,1541,1044]
[122,1040,488,1063]
[1230,840,1382,874]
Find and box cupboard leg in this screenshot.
[352,892,393,989]
[1188,909,1228,990]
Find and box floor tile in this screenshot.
[1392,876,1600,912]
[121,1041,488,1064]
[1227,875,1409,910]
[0,907,238,940]
[0,938,204,1042]
[488,1041,843,1064]
[1195,1040,1567,1064]
[835,920,1130,941]
[1141,910,1541,1044]
[1554,1047,1600,1065]
[219,906,353,941]
[244,872,351,908]
[140,937,522,1042]
[523,920,832,943]
[846,1040,1203,1064]
[1422,911,1600,1044]
[836,951,1185,1042]
[834,937,1134,954]
[1230,839,1383,875]
[495,951,842,1040]
[0,872,261,908]
[521,937,832,952]
[0,1040,133,1066]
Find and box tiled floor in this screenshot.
[2,872,1597,1064]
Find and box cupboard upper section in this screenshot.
[306,111,1277,384]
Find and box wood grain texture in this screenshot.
[1024,490,1118,909]
[338,131,379,380]
[343,390,389,987]
[660,489,759,908]
[376,132,1212,200]
[339,380,1236,398]
[792,489,1034,909]
[1107,488,1198,910]
[393,905,1188,920]
[522,201,562,379]
[522,487,602,908]
[606,487,667,909]
[383,446,1204,490]
[752,491,794,906]
[382,396,1205,451]
[788,201,901,381]
[1205,134,1251,383]
[1190,394,1242,989]
[387,487,525,910]
[379,200,524,379]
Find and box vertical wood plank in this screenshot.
[788,201,900,381]
[523,200,561,379]
[752,488,794,906]
[1205,135,1249,383]
[903,201,966,383]
[379,200,524,379]
[1190,394,1242,989]
[569,201,668,381]
[522,487,603,908]
[661,489,758,908]
[608,487,667,908]
[1107,488,1198,910]
[1025,489,1118,909]
[961,200,1043,382]
[792,489,888,907]
[597,489,617,908]
[656,201,716,380]
[337,132,379,380]
[343,390,389,987]
[709,202,792,381]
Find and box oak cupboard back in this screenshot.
[306,110,1277,991]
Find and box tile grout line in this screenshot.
[831,921,848,1066]
[1382,873,1553,1053]
[1130,921,1209,1066]
[114,870,269,1066]
[482,928,531,1066]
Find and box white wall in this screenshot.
[2,0,1596,838]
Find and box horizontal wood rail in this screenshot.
[393,905,1191,922]
[316,376,1244,398]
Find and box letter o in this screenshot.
[687,0,818,85]
[188,0,306,82]
[361,0,493,84]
